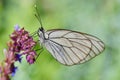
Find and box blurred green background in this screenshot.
[0,0,120,80]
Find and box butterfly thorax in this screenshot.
[37,27,48,45]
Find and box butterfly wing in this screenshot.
[44,29,105,66]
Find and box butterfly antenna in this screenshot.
[35,5,43,28]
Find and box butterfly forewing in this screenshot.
[43,29,105,66]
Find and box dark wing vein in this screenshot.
[50,42,68,65]
[91,41,101,53]
[61,47,75,64]
[48,42,58,60]
[49,39,71,48]
[69,48,82,61]
[68,40,91,54]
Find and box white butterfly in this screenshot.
[34,6,105,66]
[37,27,105,66]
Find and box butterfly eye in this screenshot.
[37,27,44,35]
[39,27,44,31]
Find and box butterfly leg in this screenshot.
[35,47,44,60]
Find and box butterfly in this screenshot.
[37,27,105,66]
[35,6,105,66]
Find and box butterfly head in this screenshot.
[37,27,44,36]
[39,27,44,32]
[38,27,44,33]
[37,27,48,44]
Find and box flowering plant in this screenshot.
[0,25,37,80]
